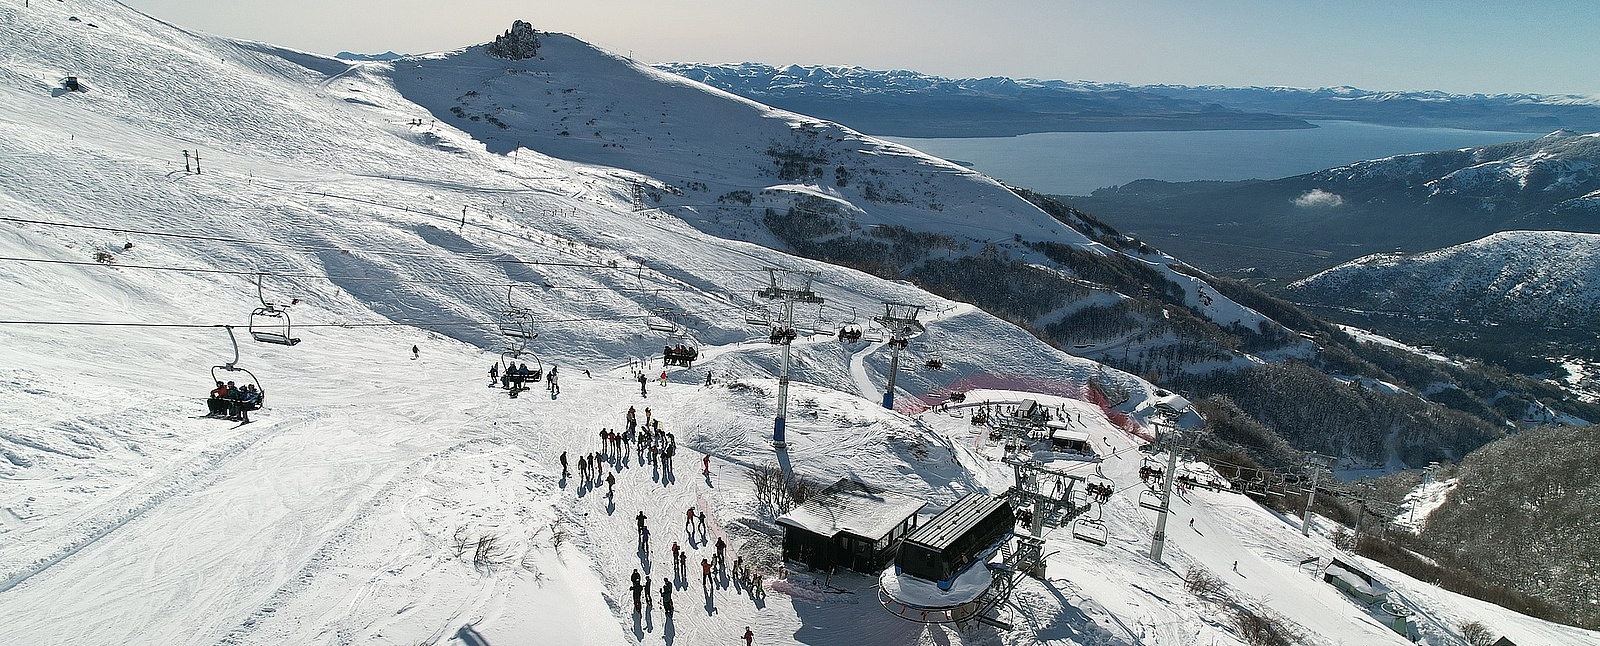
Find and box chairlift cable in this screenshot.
[0,216,773,274]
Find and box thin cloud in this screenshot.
[1293,188,1344,208]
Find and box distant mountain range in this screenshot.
[1066,131,1600,282]
[657,63,1600,137]
[1285,230,1600,331]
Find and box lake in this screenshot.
[883,121,1534,196]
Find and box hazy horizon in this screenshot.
[120,0,1599,98]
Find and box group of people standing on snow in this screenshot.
[568,404,767,640]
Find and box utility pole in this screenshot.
[873,302,924,410]
[1302,453,1333,537]
[756,268,822,447]
[1149,405,1186,564]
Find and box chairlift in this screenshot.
[1138,488,1165,511]
[837,324,863,342]
[1071,516,1109,546]
[924,355,945,370]
[744,304,770,328]
[767,325,797,345]
[206,326,265,415]
[248,274,300,346]
[500,347,544,383]
[662,335,701,367]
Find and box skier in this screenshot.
[700,558,713,587]
[606,472,616,499]
[685,507,696,533]
[659,370,668,386]
[702,454,711,476]
[638,372,648,396]
[548,365,560,395]
[1189,518,1195,529]
[714,536,727,567]
[411,345,419,360]
[743,627,754,645]
[671,541,681,566]
[637,510,648,537]
[640,524,650,550]
[560,451,569,478]
[696,510,707,533]
[488,363,499,387]
[661,578,674,617]
[626,406,637,433]
[1232,561,1238,573]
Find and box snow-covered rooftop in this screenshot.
[775,478,926,541]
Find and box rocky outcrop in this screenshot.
[488,21,540,60]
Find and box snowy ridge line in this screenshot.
[215,436,514,646]
[0,414,307,595]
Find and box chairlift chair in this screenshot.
[207,326,265,415]
[646,309,679,333]
[501,349,544,383]
[838,324,863,343]
[248,274,300,346]
[1138,488,1165,511]
[1071,516,1109,546]
[662,335,701,367]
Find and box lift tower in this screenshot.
[873,302,924,410]
[756,269,823,446]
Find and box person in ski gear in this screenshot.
[659,370,668,386]
[606,472,616,499]
[661,578,674,616]
[700,558,713,587]
[702,454,711,476]
[714,537,727,567]
[560,451,569,477]
[743,627,754,645]
[685,507,695,532]
[411,345,419,359]
[696,510,707,533]
[631,578,643,614]
[638,372,648,395]
[637,511,648,536]
[488,363,499,386]
[626,406,637,433]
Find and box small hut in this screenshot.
[776,478,925,574]
[1323,557,1390,605]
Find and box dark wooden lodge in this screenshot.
[776,478,925,574]
[895,493,1015,589]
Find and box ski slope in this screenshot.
[1,1,1596,645]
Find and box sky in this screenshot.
[121,0,1600,96]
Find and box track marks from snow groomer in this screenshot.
[0,414,310,594]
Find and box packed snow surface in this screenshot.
[0,2,1596,646]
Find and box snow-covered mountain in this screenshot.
[1,1,1596,645]
[1069,130,1600,281]
[658,63,1600,137]
[1284,231,1600,330]
[656,62,1313,137]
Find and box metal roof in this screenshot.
[902,493,1009,552]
